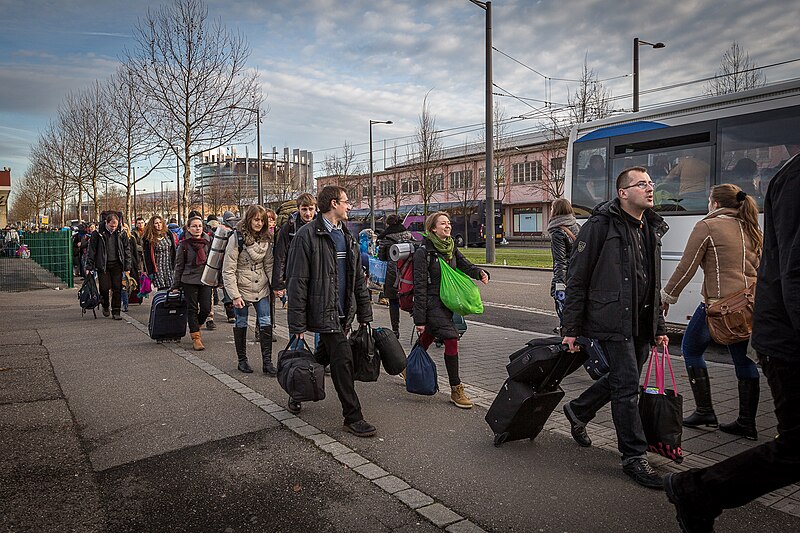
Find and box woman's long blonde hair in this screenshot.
[711,183,763,255]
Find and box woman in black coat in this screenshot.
[547,198,581,325]
[412,211,489,409]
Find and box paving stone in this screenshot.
[291,424,321,437]
[306,433,337,446]
[320,441,351,456]
[261,403,284,413]
[242,391,263,400]
[417,503,462,527]
[334,452,369,469]
[353,463,389,480]
[395,488,434,509]
[271,410,296,421]
[373,475,411,494]
[280,417,307,429]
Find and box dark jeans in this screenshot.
[319,328,363,425]
[182,284,212,333]
[675,354,800,517]
[389,298,400,331]
[569,337,651,461]
[682,303,759,379]
[98,263,123,312]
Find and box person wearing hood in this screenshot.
[561,167,669,490]
[547,198,581,323]
[171,216,213,350]
[378,214,415,337]
[168,218,182,240]
[222,205,275,374]
[86,213,132,320]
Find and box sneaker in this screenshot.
[205,320,216,331]
[623,458,663,490]
[563,403,592,447]
[450,383,473,409]
[343,419,376,437]
[287,399,302,414]
[102,308,110,317]
[378,298,389,306]
[112,313,122,321]
[664,473,717,533]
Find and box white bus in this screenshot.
[565,79,800,327]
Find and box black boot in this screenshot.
[234,327,252,373]
[720,378,759,440]
[682,367,718,428]
[260,325,277,375]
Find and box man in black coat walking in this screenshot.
[286,185,375,436]
[561,166,669,490]
[664,150,800,532]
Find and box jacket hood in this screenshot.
[547,214,578,232]
[704,207,739,220]
[593,198,669,235]
[379,223,408,238]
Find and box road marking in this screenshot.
[486,280,541,286]
[482,301,558,317]
[464,319,554,338]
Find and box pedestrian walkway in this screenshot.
[3,288,798,532]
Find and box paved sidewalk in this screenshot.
[3,287,799,532]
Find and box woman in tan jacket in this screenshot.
[661,184,762,440]
[222,205,275,375]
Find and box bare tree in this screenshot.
[479,105,511,203]
[16,164,57,226]
[32,123,74,227]
[384,143,411,214]
[411,92,443,215]
[567,56,612,124]
[323,141,363,187]
[705,41,767,95]
[125,0,261,221]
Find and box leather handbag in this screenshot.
[705,284,755,345]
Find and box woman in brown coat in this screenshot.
[661,184,762,439]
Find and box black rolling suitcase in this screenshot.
[506,336,586,390]
[148,291,188,342]
[486,381,565,446]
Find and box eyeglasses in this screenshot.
[335,198,351,205]
[621,181,655,190]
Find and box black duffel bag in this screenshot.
[349,324,381,382]
[372,327,406,375]
[277,337,325,402]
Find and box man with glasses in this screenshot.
[561,166,670,489]
[285,185,376,436]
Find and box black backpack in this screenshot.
[277,338,326,402]
[78,275,101,318]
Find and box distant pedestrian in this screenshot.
[378,214,415,338]
[663,151,800,533]
[547,198,581,327]
[561,167,669,490]
[222,205,275,374]
[86,213,132,320]
[171,216,212,351]
[142,215,177,291]
[413,211,489,409]
[285,186,375,434]
[661,184,762,438]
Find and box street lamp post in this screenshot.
[369,119,393,232]
[468,0,495,263]
[633,37,665,112]
[229,105,262,205]
[132,167,137,220]
[161,180,170,217]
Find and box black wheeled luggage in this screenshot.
[485,380,565,446]
[148,291,188,341]
[506,336,586,390]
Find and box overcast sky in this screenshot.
[1,0,798,195]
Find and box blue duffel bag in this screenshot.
[406,342,438,396]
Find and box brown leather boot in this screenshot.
[191,331,205,351]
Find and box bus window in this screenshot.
[719,106,800,208]
[572,142,608,215]
[611,146,713,213]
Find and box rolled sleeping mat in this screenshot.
[201,225,232,286]
[389,242,415,262]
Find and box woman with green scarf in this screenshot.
[413,211,489,409]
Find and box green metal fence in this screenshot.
[0,231,74,292]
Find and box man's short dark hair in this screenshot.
[317,185,346,213]
[616,166,649,192]
[296,192,316,208]
[135,217,145,223]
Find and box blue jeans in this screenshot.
[233,297,271,328]
[569,337,652,461]
[682,303,759,380]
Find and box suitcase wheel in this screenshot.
[493,432,509,447]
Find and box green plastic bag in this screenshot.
[438,257,484,316]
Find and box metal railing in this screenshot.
[0,230,74,292]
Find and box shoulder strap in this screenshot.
[236,231,244,253]
[560,225,576,242]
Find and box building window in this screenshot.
[362,184,376,198]
[380,180,396,197]
[513,207,543,234]
[550,157,564,179]
[401,178,420,194]
[346,187,358,203]
[480,166,505,186]
[449,170,473,189]
[512,161,543,183]
[433,173,445,191]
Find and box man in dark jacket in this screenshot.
[663,151,800,532]
[272,192,316,297]
[286,185,375,437]
[561,166,669,490]
[86,213,132,320]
